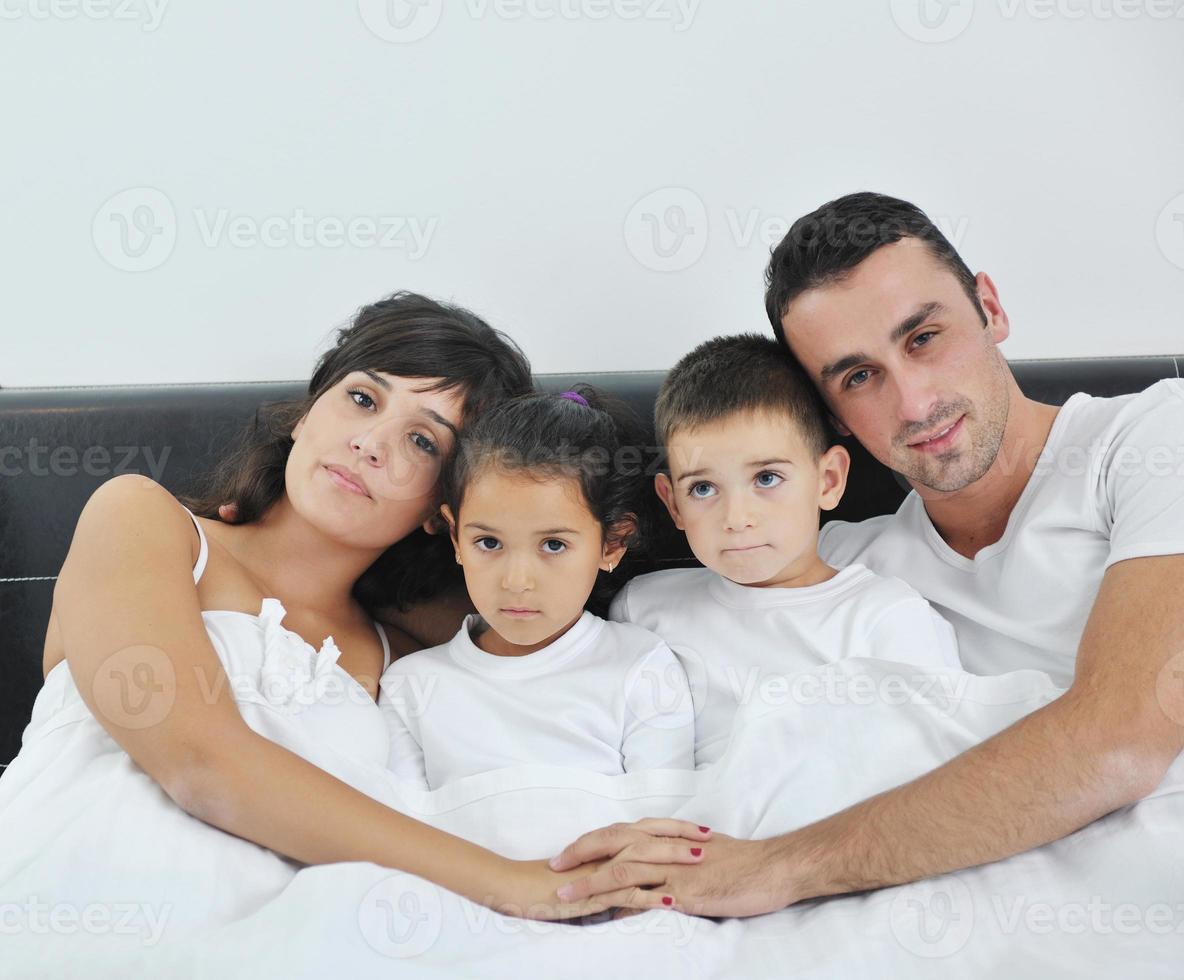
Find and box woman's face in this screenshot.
[287,369,465,548]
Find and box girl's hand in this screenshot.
[545,818,713,912]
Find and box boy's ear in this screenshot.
[653,473,685,530]
[817,445,850,512]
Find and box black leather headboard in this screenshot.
[1,355,1179,768]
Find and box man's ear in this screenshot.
[976,270,1010,344]
[653,473,685,530]
[817,445,850,512]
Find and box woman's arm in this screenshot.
[56,476,705,917]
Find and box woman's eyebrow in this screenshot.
[357,371,458,438]
[361,369,391,390]
[420,408,458,439]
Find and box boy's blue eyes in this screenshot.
[346,388,439,456]
[687,472,783,498]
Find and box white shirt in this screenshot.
[819,379,1184,688]
[378,611,696,789]
[608,563,961,766]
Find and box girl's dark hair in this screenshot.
[179,291,533,614]
[440,384,650,617]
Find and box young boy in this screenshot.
[609,334,962,768]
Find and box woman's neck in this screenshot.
[220,496,387,617]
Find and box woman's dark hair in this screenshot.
[440,384,650,617]
[763,191,986,347]
[180,291,533,614]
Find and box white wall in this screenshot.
[3,0,1182,387]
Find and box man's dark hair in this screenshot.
[763,192,986,348]
[654,333,831,458]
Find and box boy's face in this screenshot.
[441,467,629,653]
[655,410,848,589]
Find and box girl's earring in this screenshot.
[608,561,615,573]
[455,554,462,565]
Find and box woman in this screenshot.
[0,292,708,950]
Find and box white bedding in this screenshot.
[4,658,1182,978]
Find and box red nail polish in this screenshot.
[662,896,673,906]
[690,847,702,857]
[698,826,710,833]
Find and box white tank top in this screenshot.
[183,505,391,676]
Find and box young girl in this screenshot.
[379,386,697,790]
[0,294,710,955]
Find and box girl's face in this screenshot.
[288,369,465,548]
[441,467,628,653]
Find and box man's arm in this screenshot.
[551,554,1184,916]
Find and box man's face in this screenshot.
[780,239,1012,494]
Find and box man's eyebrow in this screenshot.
[359,371,458,438]
[818,301,946,385]
[463,523,582,535]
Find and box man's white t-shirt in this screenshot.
[378,611,696,789]
[819,379,1184,688]
[608,563,961,767]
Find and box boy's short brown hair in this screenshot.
[655,333,832,457]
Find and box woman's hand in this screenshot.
[547,822,791,918]
[486,819,712,920]
[540,818,714,914]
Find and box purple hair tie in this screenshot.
[559,390,589,407]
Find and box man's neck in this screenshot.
[913,384,1063,560]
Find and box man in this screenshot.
[550,191,1184,916]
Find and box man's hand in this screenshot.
[553,555,1184,916]
[551,829,790,917]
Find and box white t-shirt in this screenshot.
[608,563,961,767]
[378,610,696,789]
[819,379,1184,688]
